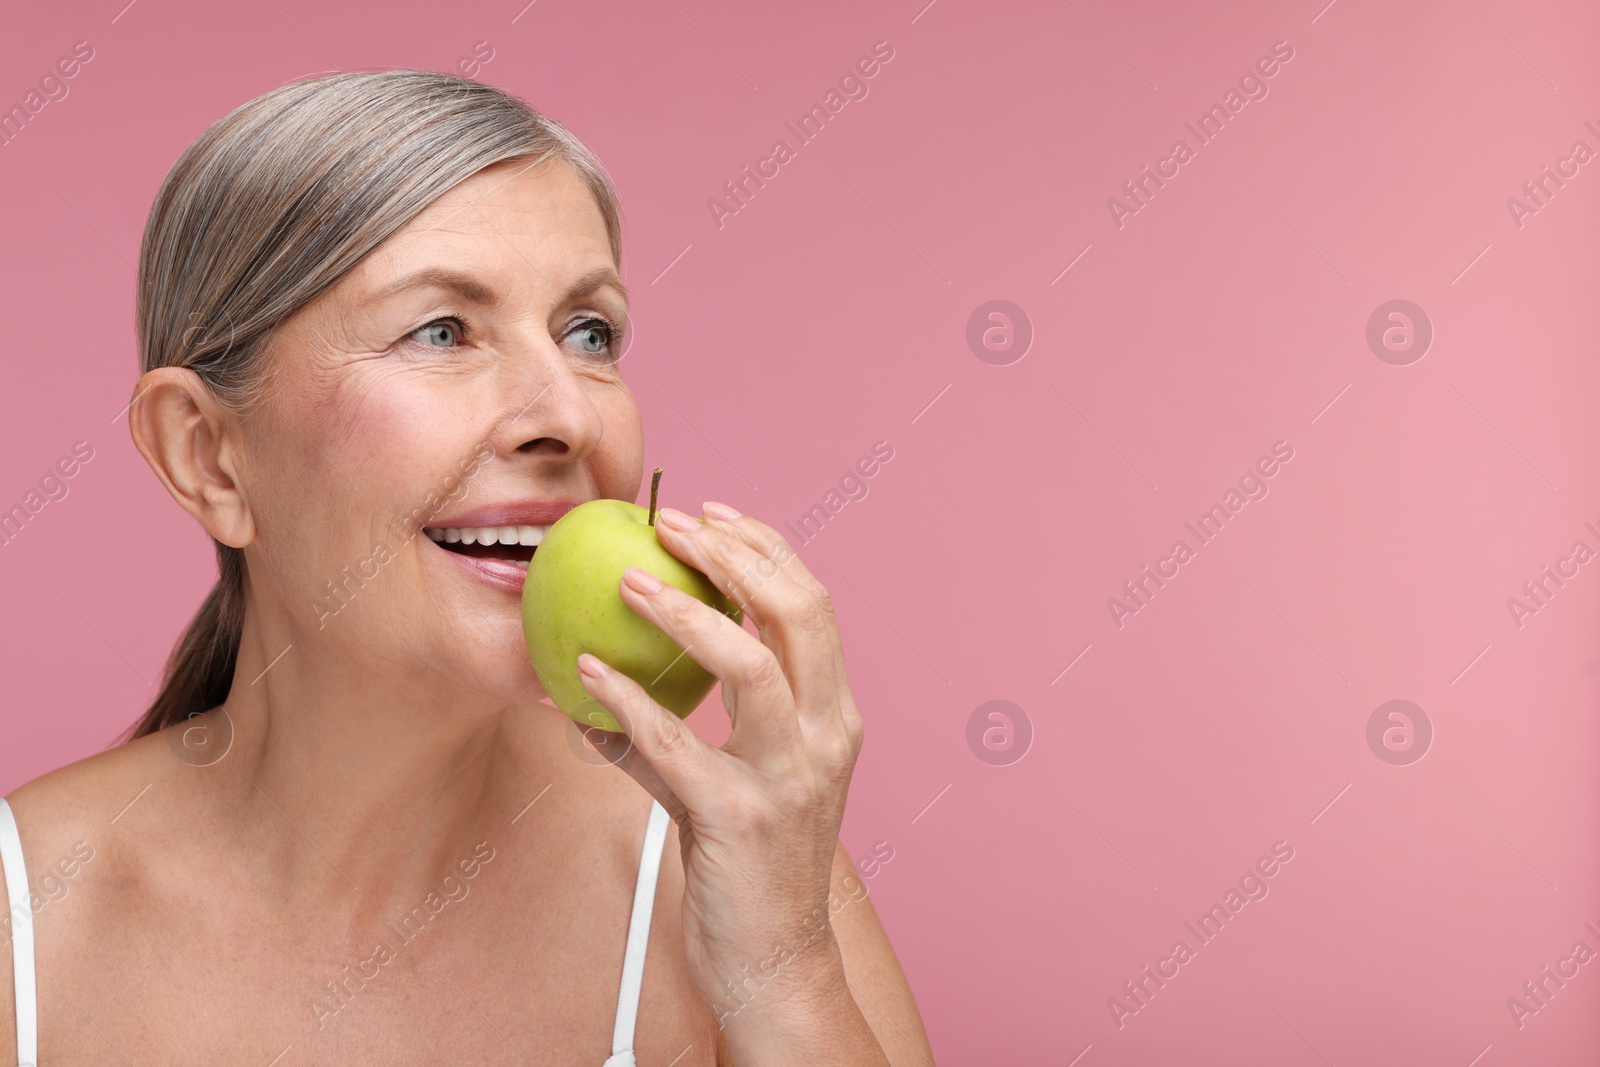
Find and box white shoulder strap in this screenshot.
[0,799,37,1067]
[603,799,670,1067]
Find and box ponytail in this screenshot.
[124,543,245,741]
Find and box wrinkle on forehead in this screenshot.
[334,160,618,319]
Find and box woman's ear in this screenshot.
[128,367,256,549]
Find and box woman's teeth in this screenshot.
[426,525,548,547]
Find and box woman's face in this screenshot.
[238,158,641,707]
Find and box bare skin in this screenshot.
[0,159,934,1065]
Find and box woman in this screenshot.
[0,69,932,1065]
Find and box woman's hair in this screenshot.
[124,68,624,743]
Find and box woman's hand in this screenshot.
[572,501,881,1057]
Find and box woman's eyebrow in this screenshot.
[365,265,628,307]
[368,267,497,306]
[568,266,629,306]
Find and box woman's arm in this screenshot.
[825,839,936,1065]
[569,503,935,1066]
[709,839,934,1067]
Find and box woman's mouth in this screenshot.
[422,501,577,595]
[424,525,548,571]
[424,525,547,594]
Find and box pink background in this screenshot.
[3,0,1598,1062]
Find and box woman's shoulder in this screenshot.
[0,727,186,944]
[4,726,179,859]
[0,725,179,1056]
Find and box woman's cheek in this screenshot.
[246,375,445,617]
[328,371,498,502]
[592,385,645,497]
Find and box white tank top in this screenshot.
[0,795,671,1067]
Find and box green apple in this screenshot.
[522,470,742,733]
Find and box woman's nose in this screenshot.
[489,344,606,463]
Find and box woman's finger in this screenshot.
[699,509,864,772]
[617,567,803,762]
[565,705,693,828]
[699,503,853,715]
[575,652,718,814]
[704,502,838,614]
[652,507,846,714]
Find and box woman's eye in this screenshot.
[410,319,462,349]
[567,318,618,360]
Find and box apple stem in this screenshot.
[648,467,663,527]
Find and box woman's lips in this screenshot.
[428,500,577,528]
[433,544,528,593]
[421,499,577,595]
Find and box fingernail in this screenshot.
[703,501,741,520]
[623,566,664,595]
[577,653,609,679]
[656,507,697,532]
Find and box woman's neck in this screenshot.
[202,601,561,921]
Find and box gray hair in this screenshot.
[127,68,624,741]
